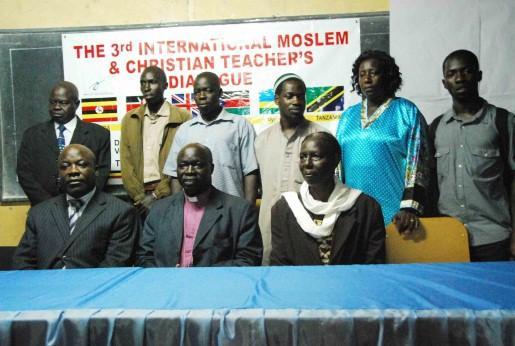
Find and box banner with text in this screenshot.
[62,18,361,184]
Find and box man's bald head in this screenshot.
[140,66,168,108]
[58,144,97,198]
[141,66,167,84]
[177,143,213,166]
[176,143,214,197]
[51,81,79,102]
[194,72,221,90]
[58,144,96,166]
[193,72,222,121]
[49,81,80,124]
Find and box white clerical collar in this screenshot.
[183,187,211,204]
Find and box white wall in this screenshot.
[391,0,515,122]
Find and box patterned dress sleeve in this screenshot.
[400,107,430,215]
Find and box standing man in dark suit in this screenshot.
[13,144,139,269]
[17,81,110,206]
[137,143,262,267]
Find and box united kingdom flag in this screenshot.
[171,93,199,117]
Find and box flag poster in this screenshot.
[81,97,118,122]
[62,18,361,185]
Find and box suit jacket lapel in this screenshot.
[167,194,184,254]
[193,189,223,249]
[330,210,355,262]
[42,120,60,155]
[46,196,72,267]
[51,195,71,241]
[70,117,87,143]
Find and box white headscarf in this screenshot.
[282,179,361,239]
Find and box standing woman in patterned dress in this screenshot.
[336,50,430,234]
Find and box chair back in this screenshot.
[386,217,470,263]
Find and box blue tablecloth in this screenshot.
[1,262,514,345]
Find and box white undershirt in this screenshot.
[54,116,78,146]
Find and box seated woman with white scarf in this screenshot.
[270,132,385,265]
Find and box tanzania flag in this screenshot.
[259,86,344,114]
[81,97,118,123]
[171,93,199,117]
[126,96,144,112]
[306,86,344,112]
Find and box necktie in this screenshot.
[68,199,83,234]
[57,124,66,152]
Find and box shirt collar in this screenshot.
[190,108,233,126]
[54,116,78,132]
[444,98,487,124]
[144,101,170,118]
[281,118,311,140]
[66,187,96,208]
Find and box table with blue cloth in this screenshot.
[1,263,514,345]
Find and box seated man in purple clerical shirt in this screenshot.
[136,143,263,267]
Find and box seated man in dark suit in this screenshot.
[13,144,139,269]
[136,143,262,267]
[17,81,110,206]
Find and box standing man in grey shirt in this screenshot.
[429,49,515,261]
[163,72,258,205]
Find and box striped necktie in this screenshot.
[57,124,66,152]
[68,199,83,234]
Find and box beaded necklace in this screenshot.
[360,97,393,128]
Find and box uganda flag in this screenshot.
[107,171,122,185]
[259,86,344,114]
[126,96,144,112]
[222,90,250,116]
[81,97,118,123]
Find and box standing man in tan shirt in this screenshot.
[255,73,327,264]
[121,66,191,216]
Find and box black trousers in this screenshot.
[470,238,511,262]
